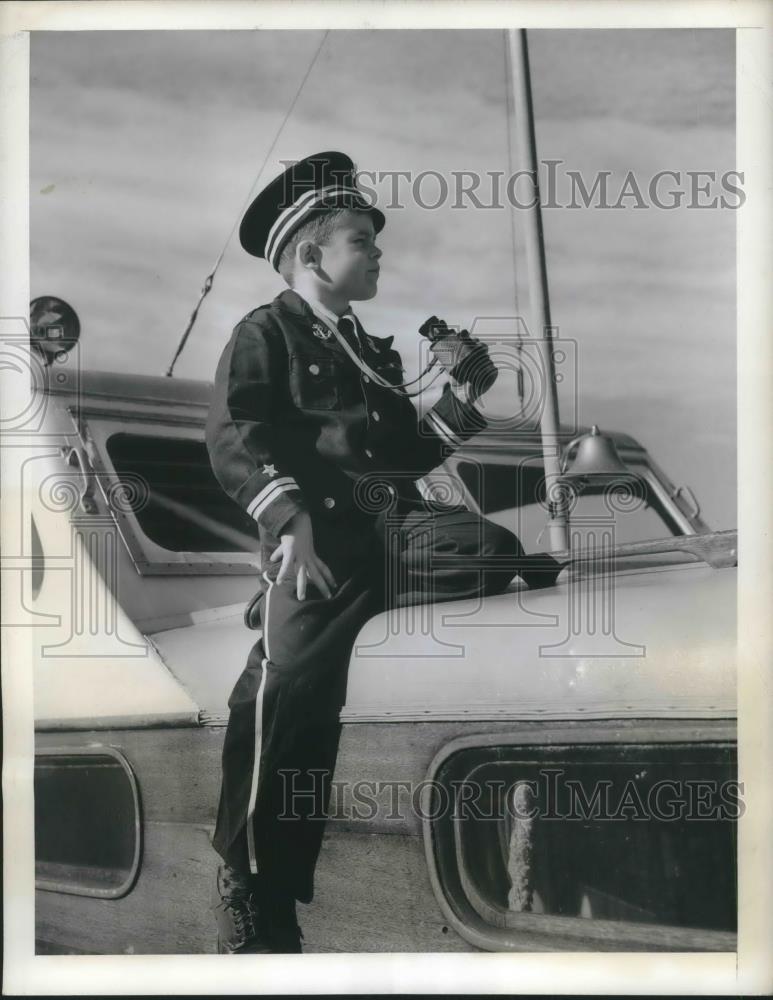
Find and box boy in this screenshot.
[205,151,561,953]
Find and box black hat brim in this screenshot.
[239,150,385,260]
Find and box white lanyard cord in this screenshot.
[329,315,446,397]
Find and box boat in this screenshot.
[28,29,737,954]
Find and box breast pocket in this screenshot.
[372,352,406,389]
[289,355,342,410]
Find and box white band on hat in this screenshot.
[265,184,361,270]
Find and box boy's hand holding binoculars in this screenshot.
[419,316,498,404]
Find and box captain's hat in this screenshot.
[239,151,385,271]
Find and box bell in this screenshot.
[560,425,634,488]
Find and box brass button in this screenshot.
[323,496,336,509]
[372,410,380,421]
[309,363,320,374]
[362,375,370,383]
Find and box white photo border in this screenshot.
[2,0,771,995]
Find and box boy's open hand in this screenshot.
[269,510,337,601]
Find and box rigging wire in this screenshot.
[164,30,331,377]
[503,30,525,409]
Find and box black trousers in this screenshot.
[212,500,527,903]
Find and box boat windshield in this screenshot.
[502,485,671,551]
[452,457,675,550]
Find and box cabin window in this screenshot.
[76,417,262,575]
[455,460,674,547]
[35,748,141,898]
[104,432,261,554]
[426,738,738,951]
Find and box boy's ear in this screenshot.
[297,239,322,270]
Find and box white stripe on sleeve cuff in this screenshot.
[247,476,300,520]
[425,410,464,448]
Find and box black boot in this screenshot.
[516,552,566,590]
[212,864,303,954]
[268,892,304,954]
[212,864,272,953]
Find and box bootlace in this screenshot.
[231,894,259,944]
[218,868,303,949]
[220,873,263,946]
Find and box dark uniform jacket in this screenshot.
[205,288,487,556]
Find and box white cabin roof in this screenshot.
[341,559,736,722]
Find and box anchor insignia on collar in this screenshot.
[312,322,332,341]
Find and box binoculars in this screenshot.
[419,315,493,390]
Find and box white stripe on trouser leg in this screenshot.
[245,571,274,874]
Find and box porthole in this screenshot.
[35,746,141,898]
[423,733,738,951]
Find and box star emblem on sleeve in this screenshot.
[261,463,277,477]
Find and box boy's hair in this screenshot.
[276,206,364,286]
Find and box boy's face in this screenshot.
[316,210,382,302]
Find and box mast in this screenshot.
[506,29,569,552]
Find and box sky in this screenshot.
[30,29,737,528]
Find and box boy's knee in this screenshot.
[480,519,524,558]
